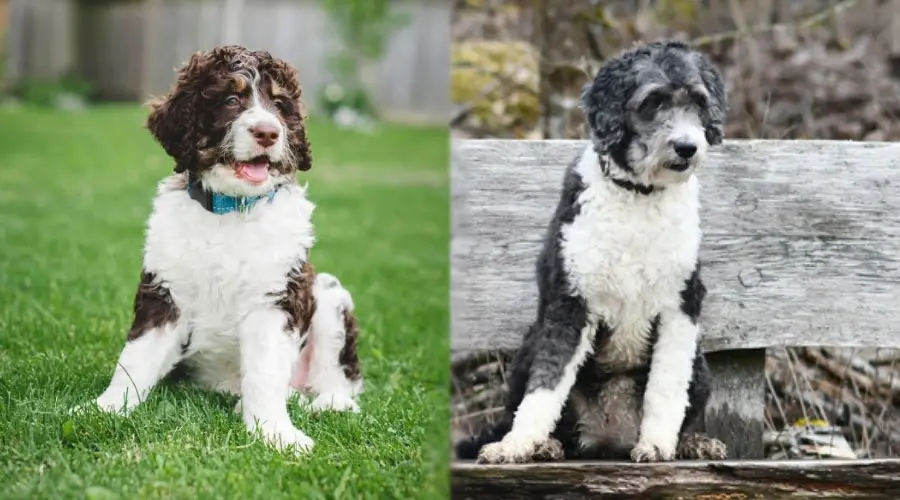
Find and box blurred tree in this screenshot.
[535,0,594,139]
[317,0,409,120]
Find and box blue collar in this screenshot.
[187,173,277,215]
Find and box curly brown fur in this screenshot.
[339,309,361,382]
[146,45,312,176]
[274,261,318,334]
[127,271,180,341]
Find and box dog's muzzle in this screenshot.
[666,161,692,172]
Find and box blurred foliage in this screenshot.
[69,0,142,5]
[319,0,409,63]
[452,41,539,138]
[317,0,409,119]
[316,82,376,121]
[10,71,92,108]
[453,0,900,141]
[0,42,6,97]
[452,0,533,43]
[655,0,700,33]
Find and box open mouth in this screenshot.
[667,161,691,172]
[233,155,271,184]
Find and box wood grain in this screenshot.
[705,350,766,459]
[451,459,900,499]
[451,139,900,355]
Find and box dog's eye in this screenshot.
[273,98,289,113]
[639,93,666,115]
[690,93,709,108]
[225,95,241,106]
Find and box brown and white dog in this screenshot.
[75,46,363,454]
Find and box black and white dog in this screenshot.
[456,41,729,464]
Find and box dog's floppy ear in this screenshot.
[694,52,727,146]
[290,113,313,172]
[287,77,313,172]
[146,50,210,173]
[580,55,636,155]
[265,56,313,172]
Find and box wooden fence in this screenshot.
[4,0,451,123]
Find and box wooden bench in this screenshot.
[450,139,900,498]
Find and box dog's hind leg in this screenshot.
[293,272,362,413]
[476,296,593,465]
[675,346,726,460]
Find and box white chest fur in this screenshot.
[141,176,316,377]
[560,150,702,368]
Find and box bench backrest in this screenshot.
[452,139,900,356]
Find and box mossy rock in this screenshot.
[452,41,539,137]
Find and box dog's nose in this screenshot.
[673,142,697,159]
[251,124,279,148]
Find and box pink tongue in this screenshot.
[236,162,269,183]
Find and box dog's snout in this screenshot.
[250,124,279,148]
[672,141,697,159]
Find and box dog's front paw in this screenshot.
[89,390,137,415]
[676,432,727,460]
[258,423,315,455]
[630,435,677,462]
[67,402,95,416]
[311,392,360,413]
[476,437,564,465]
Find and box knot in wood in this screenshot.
[734,192,758,213]
[738,268,763,288]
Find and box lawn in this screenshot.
[0,105,450,499]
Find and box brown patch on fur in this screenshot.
[271,81,286,97]
[231,74,249,93]
[274,261,317,333]
[127,271,180,341]
[339,309,362,381]
[145,44,313,175]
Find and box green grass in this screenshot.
[0,105,450,499]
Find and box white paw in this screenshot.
[315,274,354,313]
[315,272,342,290]
[67,402,96,416]
[630,436,677,462]
[311,392,360,413]
[91,390,138,415]
[476,436,557,465]
[350,378,365,397]
[257,423,315,455]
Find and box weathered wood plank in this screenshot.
[451,459,900,499]
[451,139,900,355]
[705,350,766,459]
